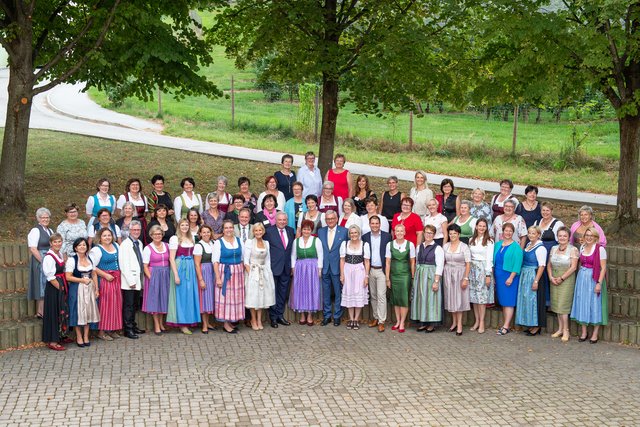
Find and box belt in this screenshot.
[371,266,383,269]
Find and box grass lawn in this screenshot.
[0,130,621,245]
[86,27,629,196]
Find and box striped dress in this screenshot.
[90,244,123,331]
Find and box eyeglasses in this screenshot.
[424,232,435,235]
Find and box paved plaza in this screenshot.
[1,323,639,426]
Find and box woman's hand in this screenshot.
[484,276,491,287]
[386,278,391,289]
[432,282,439,292]
[216,278,223,288]
[505,277,513,286]
[199,279,206,289]
[340,275,345,284]
[175,276,181,285]
[595,283,601,295]
[81,277,92,285]
[532,281,538,291]
[105,273,114,282]
[461,278,469,289]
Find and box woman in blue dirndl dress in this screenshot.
[571,227,608,343]
[494,223,523,336]
[515,227,547,335]
[167,219,201,334]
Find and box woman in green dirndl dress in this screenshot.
[385,224,416,333]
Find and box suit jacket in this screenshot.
[234,223,254,242]
[362,230,392,271]
[317,225,348,275]
[264,225,295,276]
[118,237,143,290]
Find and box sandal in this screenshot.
[47,343,65,351]
[497,327,510,336]
[307,319,314,326]
[97,333,113,341]
[353,322,360,330]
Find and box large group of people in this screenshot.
[27,153,609,351]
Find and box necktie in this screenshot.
[242,226,247,243]
[132,239,143,269]
[279,228,286,248]
[328,227,335,248]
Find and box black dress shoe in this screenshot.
[333,318,341,326]
[124,332,139,339]
[321,318,331,326]
[133,327,146,334]
[270,320,279,328]
[277,318,291,326]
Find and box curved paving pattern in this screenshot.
[1,324,639,426]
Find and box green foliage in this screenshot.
[297,83,316,134]
[0,1,224,101]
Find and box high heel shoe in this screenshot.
[589,338,599,344]
[526,329,541,336]
[579,335,588,342]
[551,330,563,338]
[561,330,570,342]
[448,326,457,333]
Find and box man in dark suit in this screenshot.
[362,215,392,332]
[317,210,348,326]
[264,211,295,328]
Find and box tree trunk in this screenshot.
[503,108,509,121]
[609,114,640,234]
[485,107,490,120]
[425,102,430,114]
[0,35,35,212]
[318,76,339,174]
[535,107,542,124]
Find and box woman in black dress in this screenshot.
[41,233,69,351]
[147,204,176,243]
[379,175,406,222]
[436,178,460,223]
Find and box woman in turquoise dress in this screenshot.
[494,223,524,336]
[571,227,608,343]
[515,226,547,336]
[385,224,416,333]
[167,219,201,334]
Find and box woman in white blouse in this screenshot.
[338,198,362,231]
[243,223,276,330]
[468,219,494,334]
[28,207,53,317]
[194,225,215,333]
[492,200,527,248]
[173,177,203,221]
[213,220,245,333]
[339,225,370,330]
[290,220,324,325]
[411,224,445,333]
[409,170,434,217]
[256,175,287,212]
[85,178,116,227]
[41,233,68,351]
[423,198,448,246]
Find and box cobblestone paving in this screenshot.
[1,324,639,426]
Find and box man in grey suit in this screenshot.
[234,208,254,244]
[317,210,348,326]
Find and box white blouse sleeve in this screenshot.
[337,197,344,216]
[408,242,416,258]
[173,196,182,220]
[315,238,323,268]
[197,194,203,213]
[193,243,204,257]
[339,240,347,257]
[27,228,40,247]
[485,241,495,274]
[42,254,58,281]
[277,193,286,211]
[87,225,96,238]
[265,241,271,265]
[320,213,327,227]
[256,193,265,211]
[116,194,126,211]
[243,239,254,265]
[434,246,445,276]
[535,245,547,266]
[114,225,122,239]
[89,246,102,266]
[462,243,471,263]
[291,238,298,268]
[380,216,390,233]
[169,236,179,250]
[552,220,565,239]
[85,195,94,216]
[599,246,607,260]
[517,216,527,238]
[142,246,152,264]
[212,240,222,263]
[363,242,371,260]
[385,242,392,259]
[64,257,76,273]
